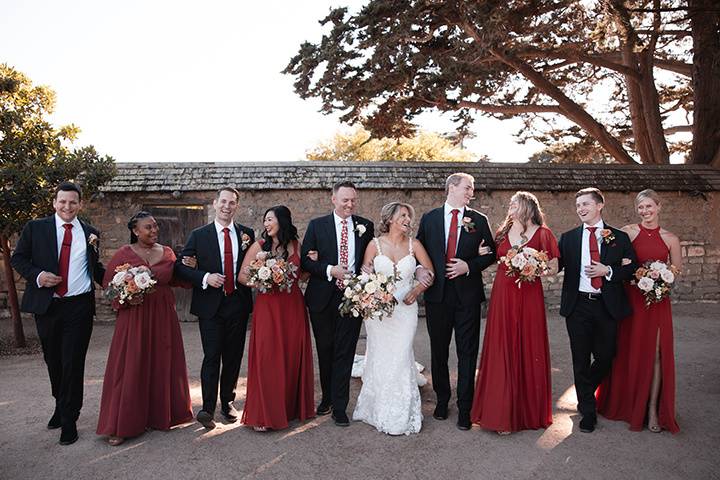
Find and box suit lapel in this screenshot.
[233,223,244,275]
[46,216,59,267]
[600,225,610,263]
[574,226,584,272]
[433,208,446,259]
[205,224,223,272]
[325,214,339,262]
[352,215,363,269]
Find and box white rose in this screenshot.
[364,281,378,294]
[134,272,152,290]
[258,266,272,281]
[660,269,675,284]
[359,272,370,283]
[637,277,655,292]
[510,254,528,269]
[356,224,366,236]
[650,261,667,272]
[351,309,359,317]
[344,287,353,298]
[376,273,387,283]
[266,258,277,268]
[112,271,127,286]
[655,287,663,297]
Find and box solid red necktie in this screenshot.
[586,226,602,290]
[223,227,235,295]
[337,219,349,289]
[56,224,73,297]
[445,209,460,265]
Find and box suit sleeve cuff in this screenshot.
[202,273,210,289]
[605,266,613,281]
[36,271,45,288]
[326,265,334,282]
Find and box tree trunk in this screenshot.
[689,0,720,165]
[1,234,25,348]
[622,49,656,163]
[638,50,670,164]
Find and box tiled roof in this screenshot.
[102,162,720,192]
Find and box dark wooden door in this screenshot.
[144,205,206,322]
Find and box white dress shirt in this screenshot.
[326,212,356,281]
[202,221,239,289]
[39,214,91,297]
[443,202,465,255]
[579,219,613,293]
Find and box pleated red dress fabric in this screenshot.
[597,224,679,433]
[97,245,193,438]
[241,243,315,430]
[471,226,559,432]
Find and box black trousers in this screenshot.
[34,292,94,426]
[198,292,250,414]
[425,282,482,414]
[565,294,618,417]
[309,289,363,414]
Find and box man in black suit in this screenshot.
[11,182,105,445]
[301,181,374,427]
[416,173,496,430]
[174,187,254,430]
[558,187,637,433]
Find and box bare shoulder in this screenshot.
[660,228,680,244]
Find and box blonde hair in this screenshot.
[445,172,474,194]
[635,189,661,207]
[495,191,545,243]
[379,202,415,234]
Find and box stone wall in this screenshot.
[2,163,718,323]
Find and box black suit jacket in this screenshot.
[11,215,105,315]
[416,206,496,305]
[300,214,374,313]
[558,224,638,321]
[174,222,254,319]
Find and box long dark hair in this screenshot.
[127,211,153,244]
[261,205,298,258]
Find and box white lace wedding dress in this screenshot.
[352,238,423,435]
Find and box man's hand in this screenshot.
[306,250,319,261]
[38,271,62,288]
[477,239,491,256]
[330,265,351,281]
[445,258,469,279]
[181,256,197,268]
[415,266,434,287]
[585,260,609,278]
[206,273,226,288]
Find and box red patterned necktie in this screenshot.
[56,224,73,297]
[445,209,460,266]
[337,219,349,289]
[223,227,235,295]
[586,226,602,290]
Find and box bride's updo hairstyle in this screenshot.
[379,202,416,234]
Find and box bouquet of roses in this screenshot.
[339,270,401,320]
[246,251,298,293]
[632,260,679,306]
[500,246,551,287]
[105,263,157,308]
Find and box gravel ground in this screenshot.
[1,303,719,480]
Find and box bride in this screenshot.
[352,202,434,435]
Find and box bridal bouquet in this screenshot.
[632,260,679,306]
[500,246,551,287]
[105,263,157,308]
[246,252,298,293]
[339,271,401,320]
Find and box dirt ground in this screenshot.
[1,303,719,480]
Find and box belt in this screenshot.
[52,291,93,303]
[578,292,602,301]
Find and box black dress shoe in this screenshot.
[59,423,78,445]
[47,409,61,430]
[579,414,597,433]
[221,404,239,423]
[433,404,448,420]
[316,403,332,416]
[197,410,216,430]
[457,412,471,431]
[332,411,350,427]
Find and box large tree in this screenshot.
[307,127,484,161]
[0,64,116,347]
[284,0,717,164]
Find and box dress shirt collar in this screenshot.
[214,220,236,235]
[583,219,605,232]
[333,212,354,228]
[54,213,81,231]
[444,202,465,218]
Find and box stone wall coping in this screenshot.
[101,161,720,193]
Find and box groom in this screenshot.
[416,173,495,430]
[301,181,374,427]
[558,187,637,433]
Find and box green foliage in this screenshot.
[0,64,116,240]
[307,127,484,162]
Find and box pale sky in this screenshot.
[0,0,546,163]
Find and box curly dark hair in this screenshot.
[260,205,298,258]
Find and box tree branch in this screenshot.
[665,124,693,134]
[654,59,692,76]
[457,100,563,114]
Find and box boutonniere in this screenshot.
[355,224,367,237]
[241,233,251,251]
[600,229,615,245]
[462,217,476,233]
[88,233,99,253]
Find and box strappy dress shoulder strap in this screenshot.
[373,237,382,255]
[408,236,414,256]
